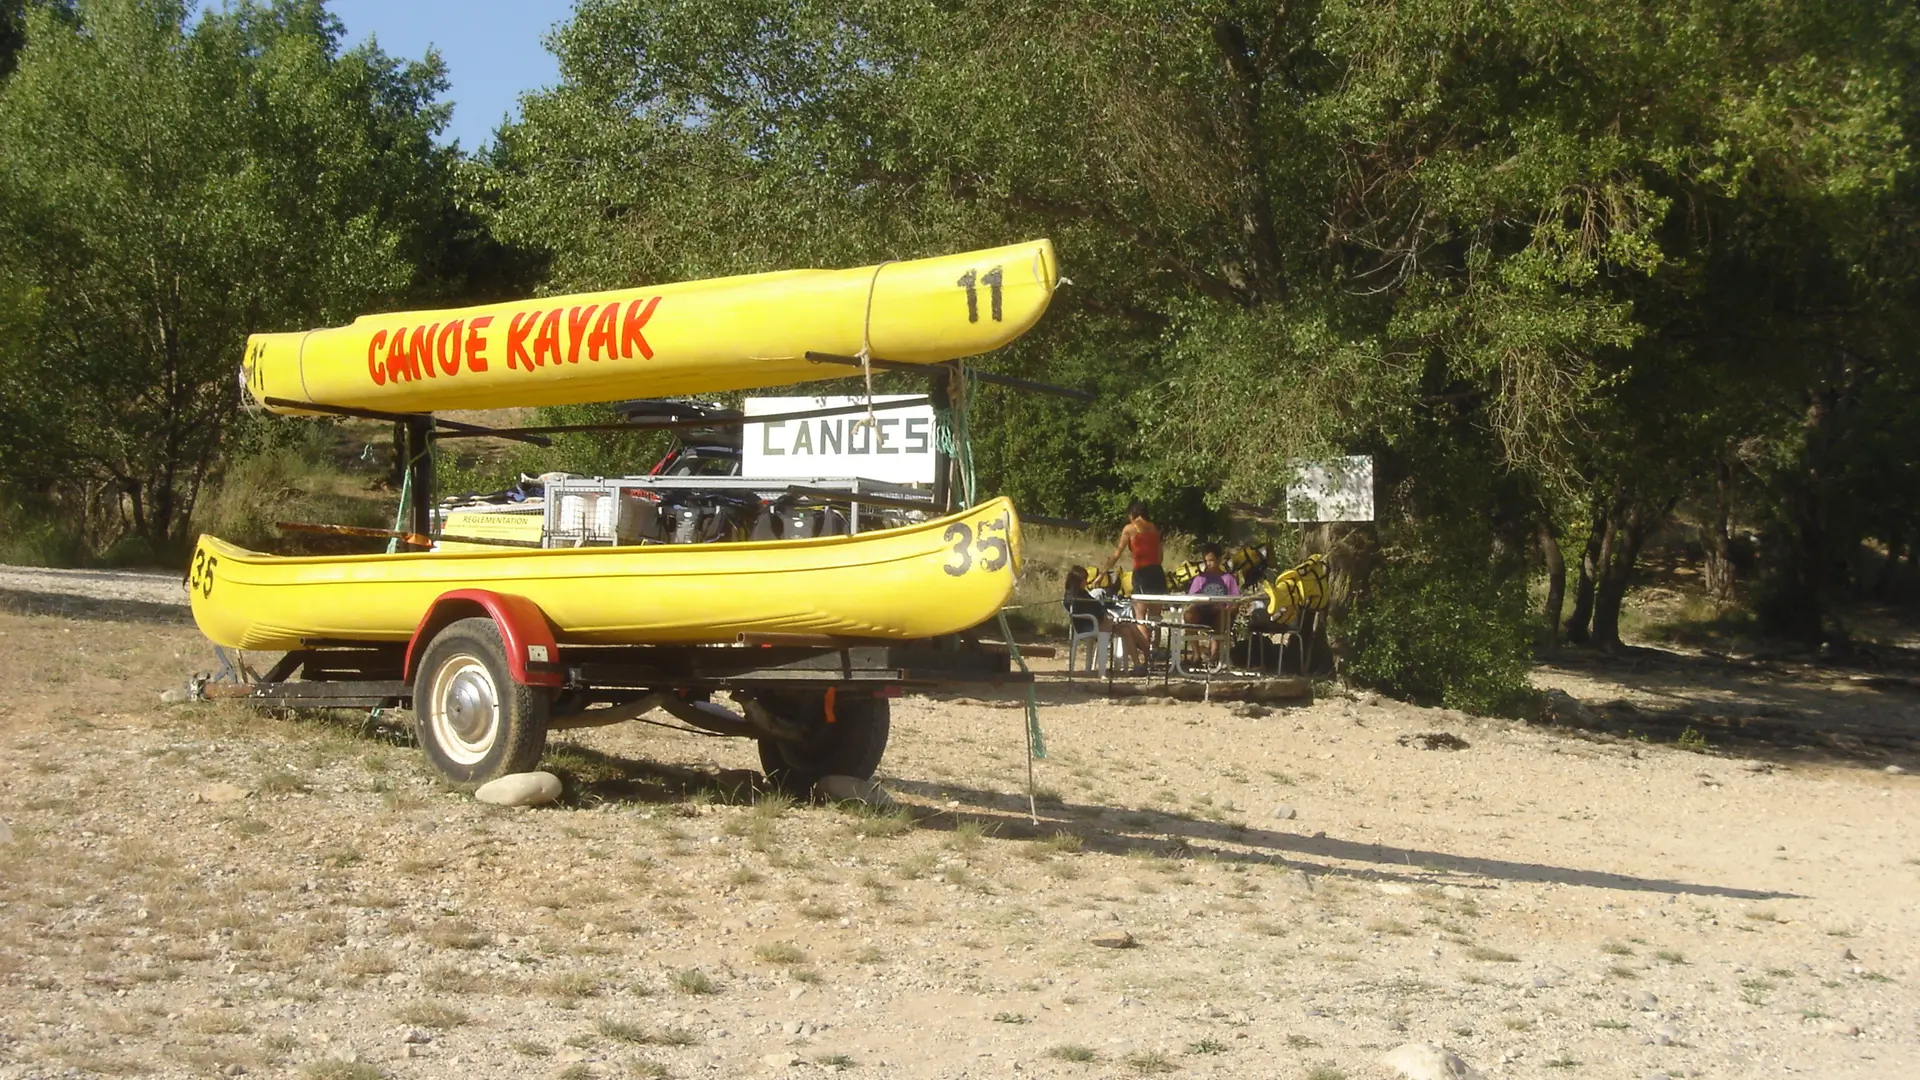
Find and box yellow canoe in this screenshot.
[244,240,1058,415]
[188,498,1021,650]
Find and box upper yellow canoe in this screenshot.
[244,240,1058,415]
[189,498,1021,650]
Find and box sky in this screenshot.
[323,0,576,152]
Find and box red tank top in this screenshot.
[1129,522,1162,567]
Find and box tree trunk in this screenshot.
[1210,19,1285,304]
[1702,458,1737,601]
[1874,535,1907,600]
[1592,502,1668,651]
[1538,519,1565,653]
[1564,493,1609,645]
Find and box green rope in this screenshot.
[385,463,412,555]
[386,428,432,554]
[948,362,1046,794]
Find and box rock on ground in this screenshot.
[814,774,896,809]
[1381,1042,1485,1080]
[474,771,562,807]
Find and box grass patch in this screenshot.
[596,1019,650,1044]
[839,806,915,839]
[799,899,844,921]
[394,1001,469,1030]
[1125,1051,1177,1074]
[1048,1044,1099,1062]
[753,942,807,965]
[991,1012,1031,1025]
[671,968,718,995]
[946,819,990,852]
[1466,946,1519,963]
[1600,941,1633,955]
[1305,1067,1345,1080]
[542,971,602,1004]
[1186,1037,1228,1055]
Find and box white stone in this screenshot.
[0,820,12,845]
[814,775,896,810]
[1821,1019,1861,1036]
[1380,1042,1485,1080]
[1886,765,1906,775]
[1271,804,1296,820]
[474,771,562,807]
[761,1052,802,1067]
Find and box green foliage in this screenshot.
[0,0,472,557]
[480,0,1920,674]
[1342,534,1535,716]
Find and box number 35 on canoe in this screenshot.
[241,240,1060,415]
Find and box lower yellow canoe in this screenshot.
[188,499,1021,651]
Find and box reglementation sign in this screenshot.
[742,396,937,483]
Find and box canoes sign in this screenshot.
[742,396,936,484]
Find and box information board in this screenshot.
[1287,456,1375,522]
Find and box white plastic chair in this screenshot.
[1066,613,1111,678]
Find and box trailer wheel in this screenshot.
[414,617,549,784]
[756,691,890,796]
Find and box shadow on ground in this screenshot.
[0,586,193,626]
[524,733,1798,902]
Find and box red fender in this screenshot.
[405,589,564,688]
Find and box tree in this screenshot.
[486,0,1919,685]
[0,0,468,552]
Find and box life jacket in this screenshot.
[1077,565,1132,596]
[1229,544,1271,588]
[1167,559,1201,592]
[1262,553,1330,614]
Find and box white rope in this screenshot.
[852,260,896,441]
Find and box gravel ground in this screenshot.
[0,564,1916,1080]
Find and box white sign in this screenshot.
[1287,456,1374,522]
[742,396,937,484]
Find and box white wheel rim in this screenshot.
[428,655,499,766]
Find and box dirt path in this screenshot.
[0,569,1916,1079]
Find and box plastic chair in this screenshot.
[1066,613,1111,678]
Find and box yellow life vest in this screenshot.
[1262,553,1330,614]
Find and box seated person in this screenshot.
[1064,566,1150,671]
[1184,543,1241,664]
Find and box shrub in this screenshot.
[1341,539,1533,716]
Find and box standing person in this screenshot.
[1184,543,1241,667]
[1104,500,1166,672]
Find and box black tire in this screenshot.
[755,691,891,796]
[413,616,550,784]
